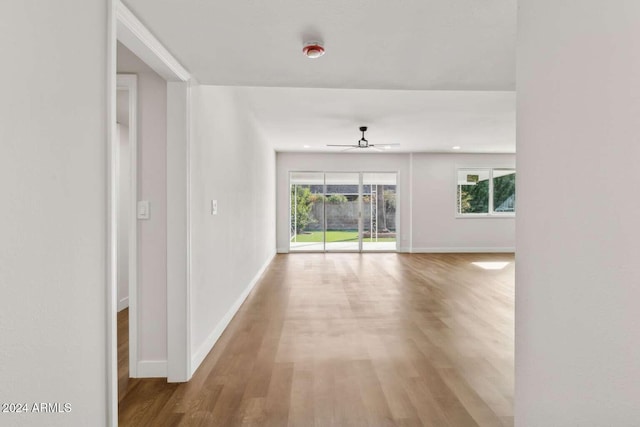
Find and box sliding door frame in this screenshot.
[361,171,399,253]
[289,171,399,253]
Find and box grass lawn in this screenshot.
[292,230,396,243]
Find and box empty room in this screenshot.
[2,1,640,426]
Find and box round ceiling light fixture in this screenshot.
[302,41,325,59]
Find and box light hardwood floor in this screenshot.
[118,308,142,404]
[119,253,514,426]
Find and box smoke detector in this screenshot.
[302,41,325,59]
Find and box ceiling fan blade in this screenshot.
[329,127,398,151]
[369,143,400,149]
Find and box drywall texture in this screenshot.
[190,86,276,370]
[276,152,515,252]
[0,1,107,425]
[166,81,190,382]
[117,43,168,367]
[516,0,640,424]
[117,123,130,311]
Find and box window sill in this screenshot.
[455,214,515,219]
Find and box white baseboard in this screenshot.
[411,247,515,253]
[117,296,129,312]
[278,246,515,254]
[191,251,276,376]
[137,360,167,378]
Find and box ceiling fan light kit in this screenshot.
[326,126,400,152]
[302,41,325,58]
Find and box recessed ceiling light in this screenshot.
[303,145,311,148]
[384,145,391,149]
[452,146,461,150]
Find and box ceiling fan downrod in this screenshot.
[358,126,368,147]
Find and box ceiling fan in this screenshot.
[327,126,400,152]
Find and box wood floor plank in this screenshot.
[311,360,336,427]
[373,360,423,424]
[263,362,294,426]
[337,360,374,427]
[403,377,452,427]
[353,359,396,427]
[119,253,514,426]
[287,362,314,427]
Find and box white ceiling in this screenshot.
[241,87,515,153]
[124,0,516,152]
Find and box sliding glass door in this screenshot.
[289,171,398,253]
[362,173,397,251]
[290,172,324,251]
[324,172,360,251]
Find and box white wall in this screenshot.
[276,152,515,253]
[0,1,107,425]
[516,1,640,424]
[117,43,168,372]
[411,153,515,252]
[117,123,130,311]
[190,85,276,373]
[166,81,191,382]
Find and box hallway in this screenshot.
[119,253,514,426]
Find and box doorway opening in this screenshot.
[290,171,398,252]
[109,2,192,424]
[115,73,138,400]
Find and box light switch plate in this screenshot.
[211,200,218,215]
[137,200,150,220]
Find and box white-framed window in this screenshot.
[456,168,516,216]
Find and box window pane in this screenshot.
[290,172,325,251]
[493,170,516,213]
[457,169,490,214]
[324,172,359,251]
[362,173,397,251]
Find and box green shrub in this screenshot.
[291,186,316,233]
[326,194,348,204]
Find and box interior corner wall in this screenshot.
[189,85,276,373]
[516,0,640,424]
[117,43,168,370]
[276,152,515,253]
[0,1,107,425]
